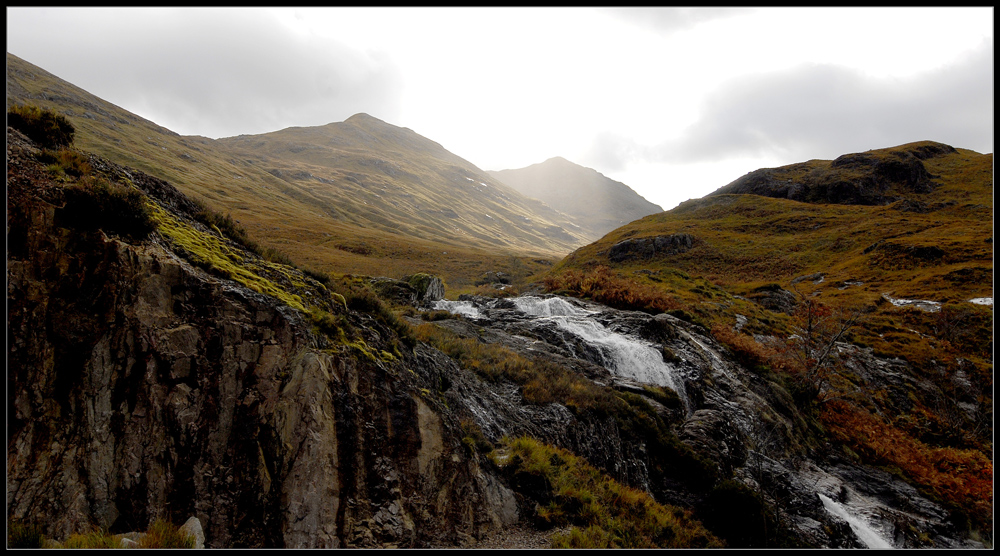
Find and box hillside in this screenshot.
[553,141,992,304]
[543,141,993,542]
[489,156,663,241]
[5,52,589,289]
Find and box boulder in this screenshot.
[406,273,446,302]
[747,284,798,314]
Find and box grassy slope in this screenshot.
[554,142,992,309]
[546,143,993,529]
[6,52,584,290]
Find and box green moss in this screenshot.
[150,203,307,311]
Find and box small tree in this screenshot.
[784,289,866,405]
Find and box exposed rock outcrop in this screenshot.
[746,284,798,314]
[607,233,695,263]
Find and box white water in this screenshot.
[512,296,594,318]
[881,294,941,313]
[969,297,993,306]
[432,300,482,319]
[818,494,894,549]
[513,297,689,410]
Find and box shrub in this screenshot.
[328,276,415,349]
[136,519,195,549]
[38,148,91,178]
[7,521,45,548]
[822,400,993,533]
[61,176,157,240]
[62,528,122,549]
[544,266,683,314]
[460,419,494,455]
[8,104,75,148]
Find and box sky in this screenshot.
[7,7,994,211]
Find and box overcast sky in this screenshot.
[7,7,994,210]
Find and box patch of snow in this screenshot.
[969,297,993,306]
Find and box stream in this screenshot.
[435,295,690,411]
[428,293,978,549]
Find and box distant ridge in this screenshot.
[489,156,662,241]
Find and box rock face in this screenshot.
[6,128,518,548]
[607,233,695,263]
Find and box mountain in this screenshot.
[488,156,663,241]
[5,52,589,289]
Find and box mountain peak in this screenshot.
[345,112,380,124]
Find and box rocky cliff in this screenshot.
[6,127,519,548]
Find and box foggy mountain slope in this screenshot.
[489,156,663,241]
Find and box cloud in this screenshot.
[601,7,752,34]
[580,131,644,172]
[656,39,993,163]
[7,8,404,137]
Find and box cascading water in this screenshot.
[818,494,894,549]
[432,299,482,319]
[512,296,690,411]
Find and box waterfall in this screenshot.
[511,296,595,317]
[432,299,482,319]
[513,296,690,410]
[818,494,894,549]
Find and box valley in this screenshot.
[5,50,993,549]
